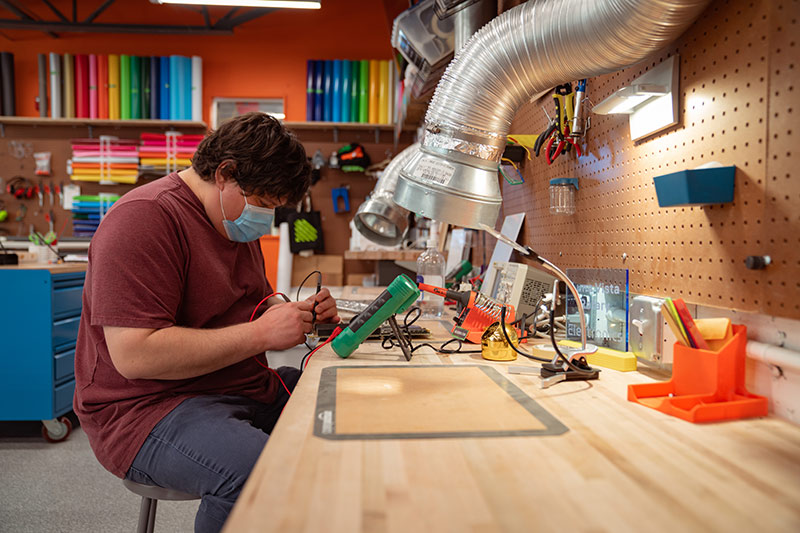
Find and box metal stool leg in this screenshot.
[147,499,158,533]
[137,497,153,533]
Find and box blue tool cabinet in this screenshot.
[0,265,85,441]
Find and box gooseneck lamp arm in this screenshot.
[478,224,588,354]
[538,256,588,355]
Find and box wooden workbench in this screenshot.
[225,316,800,532]
[0,262,87,274]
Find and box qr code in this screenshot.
[412,158,455,186]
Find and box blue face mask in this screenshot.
[219,190,275,242]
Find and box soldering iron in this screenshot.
[417,283,517,344]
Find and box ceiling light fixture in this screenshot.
[154,0,321,9]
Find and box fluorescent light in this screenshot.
[591,55,680,141]
[593,85,667,115]
[155,0,321,9]
[601,92,652,115]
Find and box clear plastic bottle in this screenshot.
[416,224,445,318]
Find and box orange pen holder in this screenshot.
[627,325,768,423]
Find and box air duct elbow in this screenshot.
[354,143,420,246]
[395,0,712,229]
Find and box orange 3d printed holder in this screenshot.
[628,325,768,423]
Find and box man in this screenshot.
[74,112,339,533]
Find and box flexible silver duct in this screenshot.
[395,0,712,228]
[353,143,420,246]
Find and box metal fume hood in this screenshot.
[394,0,713,229]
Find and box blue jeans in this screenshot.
[125,366,301,533]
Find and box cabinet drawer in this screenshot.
[53,284,84,320]
[54,349,76,383]
[53,316,81,351]
[54,380,76,416]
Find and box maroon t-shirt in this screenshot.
[74,172,277,478]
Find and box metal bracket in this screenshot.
[387,315,413,361]
[629,295,664,363]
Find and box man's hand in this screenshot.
[306,287,340,324]
[254,300,314,351]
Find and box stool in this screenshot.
[122,479,200,533]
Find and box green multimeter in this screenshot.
[331,274,420,358]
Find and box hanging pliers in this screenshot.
[534,118,557,157]
[545,129,583,165]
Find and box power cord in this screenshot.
[248,291,293,396]
[546,309,597,375]
[296,270,322,303]
[381,306,482,355]
[296,270,322,350]
[301,326,342,370]
[499,306,551,363]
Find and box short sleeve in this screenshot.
[89,199,186,329]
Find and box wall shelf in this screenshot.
[0,117,207,138]
[284,121,415,144]
[344,250,422,261]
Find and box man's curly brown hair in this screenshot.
[192,112,310,205]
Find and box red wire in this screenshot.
[249,292,288,322]
[302,326,342,370]
[249,292,292,396]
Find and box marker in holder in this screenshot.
[627,325,768,423]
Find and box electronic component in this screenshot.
[315,321,430,341]
[335,299,370,314]
[483,261,555,319]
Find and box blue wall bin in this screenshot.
[653,165,735,207]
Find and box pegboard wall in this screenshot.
[0,121,207,240]
[500,0,800,320]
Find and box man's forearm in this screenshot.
[106,321,266,380]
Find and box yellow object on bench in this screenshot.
[557,340,638,372]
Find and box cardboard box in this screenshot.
[346,273,375,286]
[292,254,343,287]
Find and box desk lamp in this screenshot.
[479,224,597,364]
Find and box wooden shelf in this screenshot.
[284,121,416,145]
[0,116,206,128]
[0,116,207,138]
[344,249,423,261]
[283,121,414,132]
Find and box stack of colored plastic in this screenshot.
[305,59,395,124]
[138,132,203,175]
[71,194,119,237]
[69,138,139,184]
[43,53,202,121]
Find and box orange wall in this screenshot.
[0,0,394,123]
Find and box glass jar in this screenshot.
[549,178,579,215]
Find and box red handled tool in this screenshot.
[417,283,517,344]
